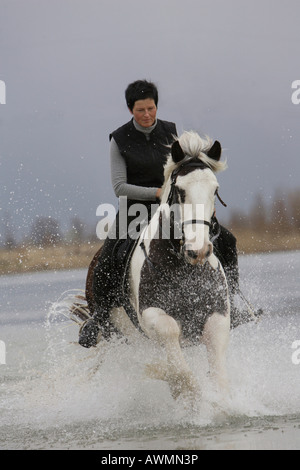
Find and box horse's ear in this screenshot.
[171,140,185,163]
[207,140,222,161]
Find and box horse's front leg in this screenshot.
[141,307,199,400]
[202,311,230,394]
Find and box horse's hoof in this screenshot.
[78,318,101,348]
[168,372,200,402]
[145,362,200,402]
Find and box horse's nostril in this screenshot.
[206,244,213,258]
[187,250,198,260]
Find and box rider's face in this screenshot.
[130,98,157,128]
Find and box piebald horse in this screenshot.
[75,131,230,399]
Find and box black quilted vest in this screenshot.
[109,118,177,188]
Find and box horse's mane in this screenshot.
[163,131,228,184]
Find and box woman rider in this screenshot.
[79,80,241,348]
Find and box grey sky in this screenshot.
[0,0,299,241]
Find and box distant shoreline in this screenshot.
[0,242,102,276]
[0,231,299,276]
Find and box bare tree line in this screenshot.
[229,189,300,234]
[1,216,96,250]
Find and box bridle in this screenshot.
[166,158,227,241]
[140,156,227,267]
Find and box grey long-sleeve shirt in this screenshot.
[110,119,160,202]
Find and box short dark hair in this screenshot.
[125,80,158,111]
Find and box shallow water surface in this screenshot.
[0,251,300,450]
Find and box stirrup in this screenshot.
[237,288,263,323]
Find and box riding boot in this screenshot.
[229,293,264,329]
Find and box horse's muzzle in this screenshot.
[183,242,213,265]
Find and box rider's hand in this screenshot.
[78,318,101,348]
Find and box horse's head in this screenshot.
[161,131,227,265]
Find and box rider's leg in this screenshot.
[212,224,244,328]
[78,235,120,347]
[79,207,141,348]
[212,223,262,328]
[93,237,121,332]
[212,224,239,297]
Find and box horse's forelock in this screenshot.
[179,131,212,159]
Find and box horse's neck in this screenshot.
[139,176,181,256]
[142,205,165,244]
[140,203,180,256]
